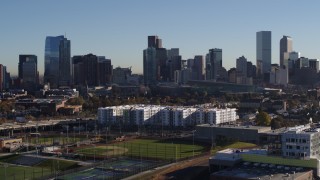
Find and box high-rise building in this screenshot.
[309,59,319,73]
[72,56,83,86]
[192,55,205,80]
[19,55,37,80]
[22,56,38,91]
[206,48,222,80]
[113,67,132,85]
[72,54,100,86]
[22,57,39,83]
[256,31,272,75]
[44,35,64,88]
[143,47,157,85]
[148,36,162,48]
[98,56,112,85]
[236,56,248,84]
[280,36,292,68]
[58,37,71,87]
[0,65,9,91]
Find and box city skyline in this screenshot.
[1,1,320,75]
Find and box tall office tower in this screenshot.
[19,55,37,80]
[98,56,112,85]
[0,64,9,91]
[192,55,205,80]
[280,36,292,67]
[236,56,248,84]
[247,61,254,78]
[22,56,38,89]
[72,54,99,86]
[72,56,83,86]
[166,48,181,81]
[309,59,319,73]
[58,37,71,87]
[148,36,162,48]
[156,48,168,81]
[256,31,272,76]
[187,58,194,69]
[113,67,132,85]
[44,35,64,88]
[228,68,237,83]
[143,47,157,85]
[206,48,222,80]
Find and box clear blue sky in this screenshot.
[1,0,320,76]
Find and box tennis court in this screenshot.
[57,158,160,180]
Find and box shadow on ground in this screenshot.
[165,166,209,180]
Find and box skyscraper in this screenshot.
[19,55,37,80]
[72,54,110,86]
[0,65,9,91]
[58,37,71,87]
[256,31,272,76]
[143,47,157,85]
[192,55,205,80]
[148,36,162,48]
[98,56,112,85]
[44,35,64,88]
[206,48,222,80]
[280,35,292,67]
[22,57,38,92]
[236,56,248,84]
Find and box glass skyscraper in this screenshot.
[44,35,71,88]
[256,31,272,75]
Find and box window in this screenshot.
[296,146,300,150]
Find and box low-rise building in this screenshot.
[97,105,237,127]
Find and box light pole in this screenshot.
[192,130,196,158]
[93,145,96,162]
[4,163,8,180]
[66,125,69,155]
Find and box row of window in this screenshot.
[286,145,309,150]
[285,138,307,143]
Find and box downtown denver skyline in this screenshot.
[1,0,320,76]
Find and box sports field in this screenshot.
[0,155,78,180]
[0,164,51,180]
[75,139,207,160]
[58,158,159,180]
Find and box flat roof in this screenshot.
[197,124,271,131]
[211,164,312,180]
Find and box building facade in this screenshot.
[206,48,222,81]
[256,31,272,76]
[98,105,237,127]
[280,35,293,68]
[44,36,65,88]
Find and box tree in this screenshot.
[271,116,284,129]
[255,111,271,126]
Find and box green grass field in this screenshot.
[0,155,79,180]
[0,164,51,180]
[76,139,207,160]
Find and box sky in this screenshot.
[1,0,320,76]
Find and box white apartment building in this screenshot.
[98,106,128,124]
[281,125,320,159]
[206,108,237,125]
[97,105,237,127]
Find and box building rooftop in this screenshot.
[197,124,271,132]
[211,163,312,180]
